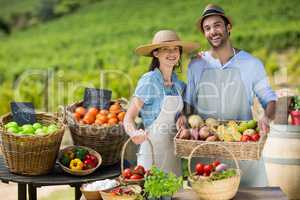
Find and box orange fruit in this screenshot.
[88,107,98,116]
[73,112,81,121]
[96,115,108,123]
[117,112,125,121]
[107,112,117,119]
[109,104,121,112]
[75,106,86,117]
[95,118,104,125]
[108,117,118,125]
[99,109,109,115]
[83,114,95,124]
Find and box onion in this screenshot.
[215,164,227,172]
[190,128,199,140]
[205,135,217,141]
[188,115,204,128]
[179,128,191,140]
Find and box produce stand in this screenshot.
[0,155,121,200]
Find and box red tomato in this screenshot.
[241,135,251,142]
[195,163,204,175]
[122,168,132,179]
[203,172,211,176]
[129,174,143,180]
[133,165,145,175]
[250,133,260,142]
[203,164,213,174]
[212,160,221,168]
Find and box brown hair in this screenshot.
[148,47,183,72]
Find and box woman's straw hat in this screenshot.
[135,30,199,57]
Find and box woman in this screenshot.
[124,30,199,175]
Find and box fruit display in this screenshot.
[72,101,126,126]
[177,115,260,142]
[59,146,100,174]
[4,121,58,136]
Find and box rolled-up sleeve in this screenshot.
[253,60,277,108]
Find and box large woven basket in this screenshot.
[174,123,267,160]
[66,101,127,166]
[0,112,64,175]
[119,137,155,187]
[188,143,241,200]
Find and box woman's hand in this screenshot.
[130,129,148,144]
[258,116,271,134]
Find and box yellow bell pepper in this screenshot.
[69,158,83,170]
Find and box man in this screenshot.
[178,4,277,186]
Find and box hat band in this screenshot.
[202,9,224,16]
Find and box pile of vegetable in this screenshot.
[193,160,237,181]
[4,121,58,136]
[177,115,260,142]
[59,147,98,171]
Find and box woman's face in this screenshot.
[153,46,180,69]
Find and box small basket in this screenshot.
[188,143,241,200]
[58,145,102,176]
[118,137,155,187]
[65,101,128,165]
[0,112,65,175]
[174,121,267,160]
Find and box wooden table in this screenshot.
[81,187,288,200]
[0,156,121,200]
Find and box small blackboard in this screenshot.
[83,88,112,109]
[10,102,36,125]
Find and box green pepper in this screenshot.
[60,155,71,167]
[63,150,75,160]
[75,148,88,160]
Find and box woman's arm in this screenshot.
[124,97,148,144]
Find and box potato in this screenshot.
[206,135,217,141]
[179,128,191,140]
[199,126,210,140]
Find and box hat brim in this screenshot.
[196,13,232,32]
[135,41,200,57]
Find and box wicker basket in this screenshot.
[174,122,267,160]
[0,112,64,175]
[118,137,155,187]
[188,143,241,200]
[66,101,128,166]
[58,145,102,176]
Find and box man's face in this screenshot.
[202,15,231,48]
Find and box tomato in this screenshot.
[117,111,126,121]
[87,107,98,116]
[73,112,81,121]
[212,160,221,168]
[122,168,132,179]
[129,174,143,180]
[250,133,260,142]
[133,165,145,175]
[203,172,211,176]
[241,135,251,142]
[203,164,213,174]
[195,163,204,175]
[75,107,86,117]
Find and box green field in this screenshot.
[0,0,299,115]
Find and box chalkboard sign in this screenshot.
[10,102,36,125]
[83,88,112,109]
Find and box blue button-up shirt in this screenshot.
[184,50,277,112]
[133,68,186,128]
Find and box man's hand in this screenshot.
[258,116,271,134]
[130,129,148,144]
[176,114,187,130]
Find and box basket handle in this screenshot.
[57,105,67,124]
[188,143,241,180]
[121,137,155,172]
